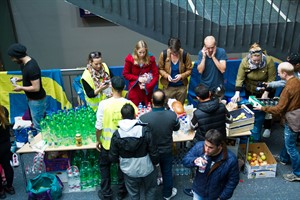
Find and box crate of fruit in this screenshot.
[226,104,254,136]
[240,143,277,179]
[44,151,70,172]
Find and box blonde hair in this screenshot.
[0,104,9,129]
[133,40,150,65]
[249,43,262,57]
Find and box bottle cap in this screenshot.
[76,133,81,137]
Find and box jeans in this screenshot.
[251,110,265,141]
[193,191,204,200]
[124,168,157,200]
[280,124,300,176]
[27,97,46,132]
[159,153,174,198]
[99,149,126,197]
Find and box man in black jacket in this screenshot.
[192,84,231,141]
[140,89,180,200]
[109,103,159,200]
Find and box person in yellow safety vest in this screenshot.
[95,76,137,200]
[81,51,111,112]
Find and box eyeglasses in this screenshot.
[89,51,102,59]
[250,50,262,55]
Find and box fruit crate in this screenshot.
[44,152,70,172]
[226,105,254,137]
[240,143,277,179]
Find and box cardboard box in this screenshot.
[226,138,240,157]
[226,105,254,137]
[240,143,277,179]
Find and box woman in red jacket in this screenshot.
[123,40,159,106]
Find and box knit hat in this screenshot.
[7,43,27,59]
[287,52,300,65]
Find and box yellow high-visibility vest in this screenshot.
[81,63,110,111]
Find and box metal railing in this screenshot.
[67,0,299,59]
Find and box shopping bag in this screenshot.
[14,126,38,143]
[26,173,64,200]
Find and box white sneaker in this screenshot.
[164,188,177,200]
[262,129,271,138]
[11,153,20,167]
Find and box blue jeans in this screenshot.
[28,97,46,132]
[159,153,174,198]
[193,191,204,200]
[251,110,265,141]
[280,124,300,176]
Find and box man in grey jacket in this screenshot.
[109,103,159,200]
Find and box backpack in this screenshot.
[163,49,187,65]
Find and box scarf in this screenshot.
[247,53,267,71]
[87,64,110,88]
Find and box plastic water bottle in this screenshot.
[73,171,81,191]
[111,163,118,184]
[67,171,75,191]
[86,166,94,188]
[138,102,143,112]
[28,130,34,146]
[147,102,152,112]
[196,155,208,173]
[80,163,88,190]
[93,162,101,186]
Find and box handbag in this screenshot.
[26,173,64,200]
[285,108,300,132]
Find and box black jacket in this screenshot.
[192,98,229,140]
[109,119,159,177]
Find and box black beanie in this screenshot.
[7,43,27,59]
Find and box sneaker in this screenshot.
[164,187,177,200]
[157,177,163,186]
[12,153,20,167]
[262,129,271,138]
[283,173,300,182]
[273,154,289,165]
[183,188,193,197]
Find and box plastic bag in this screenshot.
[26,173,64,200]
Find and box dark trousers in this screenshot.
[0,141,13,190]
[159,153,174,198]
[99,148,126,197]
[124,168,157,200]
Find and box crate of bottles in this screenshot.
[44,151,70,172]
[226,105,254,137]
[256,97,280,106]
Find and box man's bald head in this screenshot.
[204,36,216,47]
[152,89,166,107]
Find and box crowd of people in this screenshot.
[1,36,300,199]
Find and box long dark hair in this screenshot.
[0,103,9,129]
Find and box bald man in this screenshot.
[197,36,227,95]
